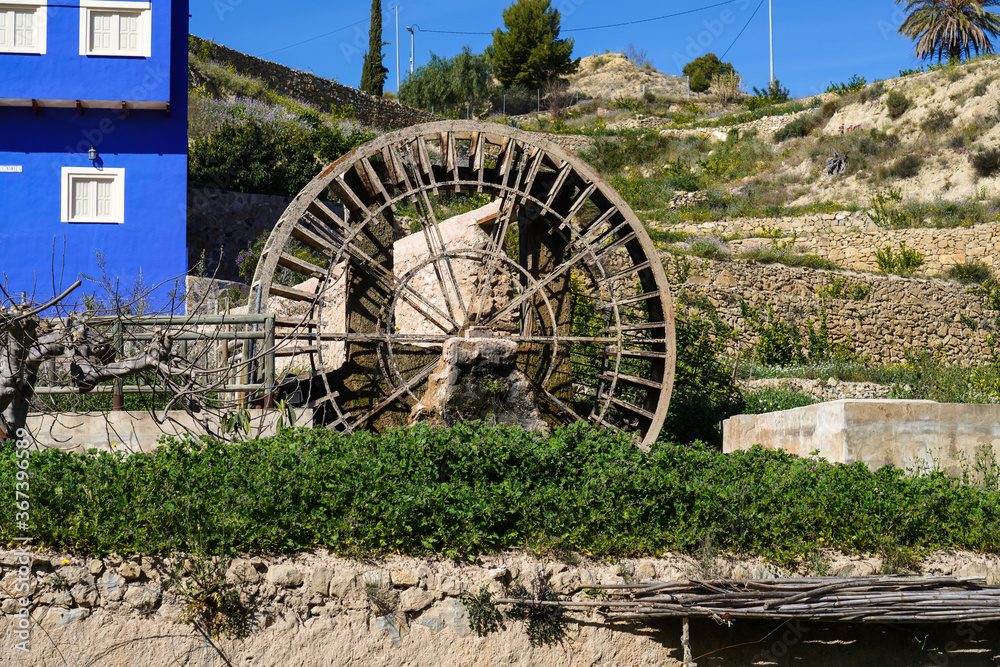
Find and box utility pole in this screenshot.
[406,25,418,74]
[395,5,400,91]
[768,0,774,85]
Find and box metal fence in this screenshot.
[33,314,278,409]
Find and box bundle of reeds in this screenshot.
[499,576,1000,624]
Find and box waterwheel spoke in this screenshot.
[251,121,674,447]
[469,154,529,324]
[398,143,471,325]
[350,357,438,429]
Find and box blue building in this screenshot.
[0,0,188,305]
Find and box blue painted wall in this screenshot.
[0,0,188,305]
[0,1,173,102]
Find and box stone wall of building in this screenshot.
[190,36,438,131]
[7,549,999,666]
[678,257,998,365]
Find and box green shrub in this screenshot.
[773,113,821,142]
[750,79,790,104]
[886,154,923,179]
[613,96,643,111]
[825,74,867,96]
[7,422,1000,562]
[947,261,993,284]
[188,118,373,198]
[969,279,1000,312]
[689,235,730,260]
[741,387,817,414]
[886,91,911,119]
[665,301,743,445]
[816,274,871,301]
[867,188,908,228]
[737,244,839,270]
[921,109,955,133]
[973,80,990,97]
[858,80,886,103]
[875,241,925,275]
[970,147,1000,178]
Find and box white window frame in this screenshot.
[61,167,125,224]
[79,0,150,57]
[0,0,47,55]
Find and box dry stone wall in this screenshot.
[675,212,1000,275]
[190,36,438,131]
[7,549,999,666]
[187,188,294,281]
[678,258,998,365]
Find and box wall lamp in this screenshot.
[87,144,98,163]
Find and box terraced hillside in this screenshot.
[188,43,1000,438]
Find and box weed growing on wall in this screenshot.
[163,558,254,639]
[875,241,925,275]
[506,574,567,646]
[460,585,505,637]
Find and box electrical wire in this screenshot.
[416,0,744,36]
[565,0,743,32]
[258,18,369,57]
[721,0,766,59]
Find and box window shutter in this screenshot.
[95,180,113,218]
[14,9,32,48]
[72,180,92,219]
[90,12,113,51]
[119,13,138,52]
[0,11,8,49]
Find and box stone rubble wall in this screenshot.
[6,549,999,666]
[678,257,998,365]
[738,378,893,401]
[187,188,295,282]
[675,212,1000,275]
[659,109,813,142]
[190,36,439,131]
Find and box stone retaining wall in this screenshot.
[679,258,998,364]
[190,36,438,131]
[187,188,293,281]
[7,549,998,666]
[675,212,1000,275]
[739,378,893,401]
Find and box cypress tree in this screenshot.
[360,0,388,96]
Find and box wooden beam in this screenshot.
[120,101,129,119]
[75,100,84,116]
[31,99,39,115]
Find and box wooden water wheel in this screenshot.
[250,120,675,446]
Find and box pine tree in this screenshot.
[360,0,388,96]
[487,0,578,90]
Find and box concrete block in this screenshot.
[723,399,1000,476]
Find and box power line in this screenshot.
[564,0,742,32]
[416,1,744,37]
[258,18,369,57]
[721,0,766,59]
[418,28,491,35]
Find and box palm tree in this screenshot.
[897,0,1000,61]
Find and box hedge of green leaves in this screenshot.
[4,423,999,562]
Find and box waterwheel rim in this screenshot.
[251,120,675,447]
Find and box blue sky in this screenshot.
[193,1,933,97]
